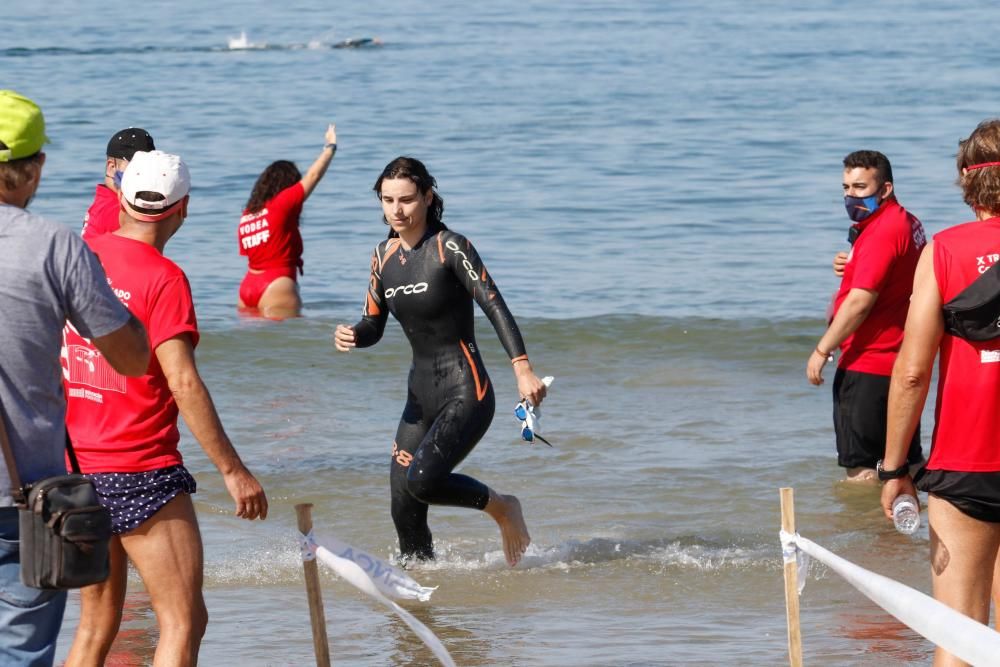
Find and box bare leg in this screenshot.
[257,277,302,320]
[64,536,129,667]
[843,466,878,483]
[121,494,207,667]
[927,495,1000,666]
[993,546,1000,632]
[484,488,531,567]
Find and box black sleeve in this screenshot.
[352,245,389,348]
[443,231,528,360]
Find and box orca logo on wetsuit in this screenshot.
[445,240,481,282]
[384,282,429,298]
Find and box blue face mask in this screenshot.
[844,193,881,222]
[112,170,124,189]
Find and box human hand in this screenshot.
[325,123,337,146]
[515,364,548,406]
[880,475,918,520]
[333,324,356,352]
[806,349,829,385]
[833,251,848,277]
[224,467,268,520]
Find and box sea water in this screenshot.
[5,1,993,664]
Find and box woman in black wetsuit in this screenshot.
[333,156,547,567]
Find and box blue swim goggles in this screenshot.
[514,400,552,446]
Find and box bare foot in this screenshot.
[844,467,878,484]
[484,491,531,567]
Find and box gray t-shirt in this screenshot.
[0,203,131,505]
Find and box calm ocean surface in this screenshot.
[6,1,1000,664]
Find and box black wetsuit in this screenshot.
[351,228,527,560]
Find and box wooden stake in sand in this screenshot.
[296,503,331,667]
[780,487,803,667]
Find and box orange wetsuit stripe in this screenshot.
[460,340,489,401]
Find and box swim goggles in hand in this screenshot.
[514,400,552,446]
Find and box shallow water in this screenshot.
[6,1,998,664]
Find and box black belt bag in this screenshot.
[943,259,1000,341]
[0,404,111,590]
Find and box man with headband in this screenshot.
[806,150,926,482]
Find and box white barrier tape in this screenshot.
[314,533,436,602]
[788,533,1000,667]
[299,530,316,562]
[778,530,809,594]
[779,530,797,563]
[314,546,456,667]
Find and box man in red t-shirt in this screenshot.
[806,151,926,481]
[63,150,268,666]
[81,127,155,241]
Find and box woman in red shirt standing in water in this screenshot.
[882,118,1000,666]
[237,123,337,319]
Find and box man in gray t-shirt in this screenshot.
[0,90,150,666]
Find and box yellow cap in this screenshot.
[0,90,49,163]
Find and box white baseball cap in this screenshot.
[120,150,190,222]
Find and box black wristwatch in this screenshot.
[876,459,910,481]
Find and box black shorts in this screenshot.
[915,468,1000,523]
[833,368,923,469]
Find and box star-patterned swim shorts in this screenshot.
[86,465,197,535]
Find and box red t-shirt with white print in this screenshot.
[63,233,199,472]
[928,217,1000,471]
[238,182,305,273]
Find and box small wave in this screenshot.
[0,35,384,59]
[200,532,780,587]
[397,534,776,573]
[227,31,264,51]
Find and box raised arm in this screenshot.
[156,334,268,520]
[441,232,547,405]
[299,123,337,200]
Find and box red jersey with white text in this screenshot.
[928,217,1000,471]
[834,198,926,375]
[238,182,305,273]
[81,185,120,241]
[63,233,199,472]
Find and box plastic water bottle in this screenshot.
[892,494,920,535]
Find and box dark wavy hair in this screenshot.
[957,119,1000,214]
[373,156,446,238]
[245,160,301,213]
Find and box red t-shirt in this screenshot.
[834,198,926,375]
[63,234,199,473]
[238,182,305,273]
[81,185,121,241]
[928,217,1000,471]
